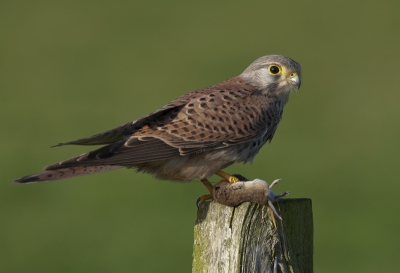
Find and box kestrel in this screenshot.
[13,55,301,200]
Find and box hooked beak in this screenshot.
[287,74,301,89]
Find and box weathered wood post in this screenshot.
[192,199,313,273]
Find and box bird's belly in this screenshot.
[133,141,264,182]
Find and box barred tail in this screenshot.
[12,165,122,184]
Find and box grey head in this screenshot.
[239,55,301,102]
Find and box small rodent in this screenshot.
[213,178,289,220]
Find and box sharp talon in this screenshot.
[197,194,212,207]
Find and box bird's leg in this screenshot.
[215,170,240,183]
[197,179,214,205]
[201,178,213,194]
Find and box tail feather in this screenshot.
[12,165,122,184]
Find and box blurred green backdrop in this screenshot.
[1,0,400,272]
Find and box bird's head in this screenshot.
[239,55,301,102]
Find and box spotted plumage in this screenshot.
[13,55,301,184]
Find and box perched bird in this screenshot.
[13,55,301,200]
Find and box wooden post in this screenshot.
[192,199,313,273]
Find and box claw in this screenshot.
[196,194,212,207]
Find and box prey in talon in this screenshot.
[213,178,290,225]
[13,55,301,203]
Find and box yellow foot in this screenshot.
[215,170,239,183]
[196,194,213,207]
[196,179,214,207]
[199,194,212,202]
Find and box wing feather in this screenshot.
[45,77,281,170]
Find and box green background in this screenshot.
[1,1,399,272]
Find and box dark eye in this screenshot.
[269,65,281,75]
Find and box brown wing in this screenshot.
[127,78,281,155]
[45,77,282,170]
